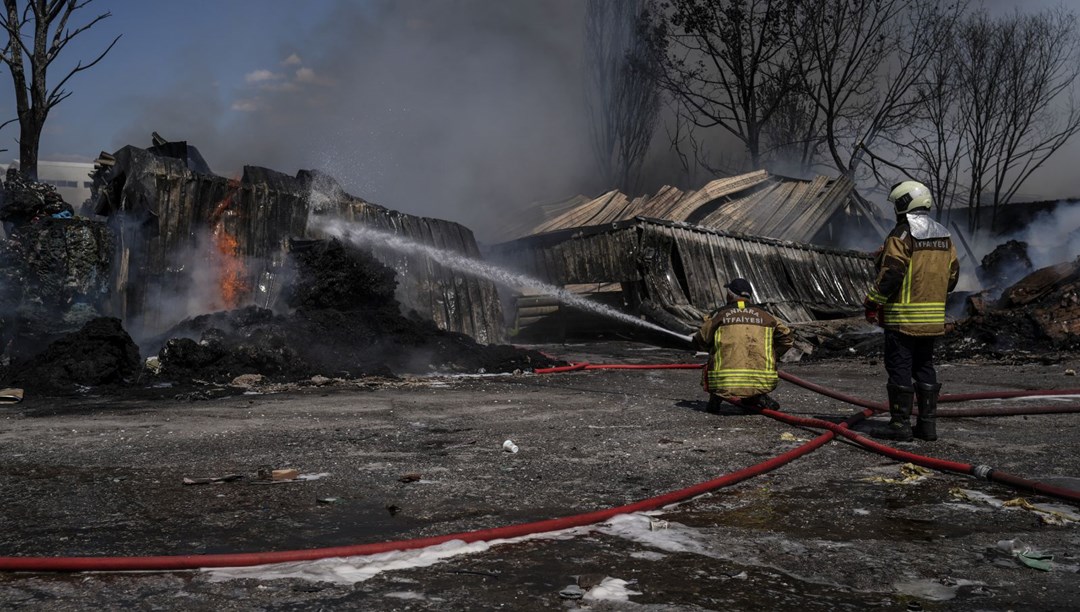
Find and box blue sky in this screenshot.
[1,1,1078,239]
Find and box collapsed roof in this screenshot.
[91,139,504,343]
[491,170,880,332]
[489,217,875,332]
[502,170,886,245]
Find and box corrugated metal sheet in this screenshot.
[490,217,875,331]
[95,145,504,343]
[505,170,865,245]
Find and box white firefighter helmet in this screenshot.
[888,180,933,215]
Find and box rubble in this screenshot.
[1,317,140,395]
[976,239,1033,293]
[0,214,113,361]
[941,258,1080,359]
[148,238,562,387]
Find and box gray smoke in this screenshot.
[111,1,596,243]
[967,199,1080,295]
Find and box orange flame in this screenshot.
[210,179,249,309]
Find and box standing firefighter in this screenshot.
[864,181,959,441]
[693,278,794,412]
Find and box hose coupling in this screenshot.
[973,464,994,480]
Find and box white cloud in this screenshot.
[245,69,283,84]
[295,67,333,86]
[231,98,261,112]
[282,53,303,66]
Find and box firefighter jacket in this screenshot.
[692,300,794,398]
[865,212,959,336]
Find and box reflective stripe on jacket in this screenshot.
[692,300,793,398]
[865,214,959,336]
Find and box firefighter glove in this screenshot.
[863,298,882,325]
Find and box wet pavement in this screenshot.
[1,342,1079,610]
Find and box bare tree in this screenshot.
[791,0,962,228]
[982,8,1080,231]
[905,37,970,222]
[644,0,800,172]
[909,8,1080,233]
[585,0,662,193]
[0,0,119,179]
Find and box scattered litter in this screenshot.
[721,571,748,580]
[0,387,24,403]
[182,474,243,485]
[998,539,1054,571]
[297,472,330,481]
[1003,497,1080,526]
[951,488,1079,525]
[649,519,670,531]
[229,373,264,388]
[853,508,871,516]
[317,497,340,504]
[272,469,300,481]
[399,473,422,483]
[502,439,519,453]
[779,432,809,442]
[1066,369,1076,376]
[863,463,933,485]
[558,585,584,600]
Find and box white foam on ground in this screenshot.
[582,577,641,601]
[596,514,723,559]
[205,527,586,584]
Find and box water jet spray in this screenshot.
[311,217,693,345]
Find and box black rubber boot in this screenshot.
[885,383,915,441]
[914,382,941,441]
[751,393,780,411]
[706,394,724,414]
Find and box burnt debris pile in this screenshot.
[941,257,1080,359]
[975,239,1034,297]
[0,170,113,363]
[149,239,561,385]
[3,317,140,395]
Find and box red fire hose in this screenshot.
[1,360,1076,573]
[0,411,859,572]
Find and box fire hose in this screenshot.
[1,361,1077,572]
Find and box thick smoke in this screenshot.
[111,1,596,243]
[968,200,1080,295]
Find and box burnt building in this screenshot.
[490,171,881,333]
[90,136,504,343]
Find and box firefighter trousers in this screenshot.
[884,329,937,388]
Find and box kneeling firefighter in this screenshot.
[864,180,959,441]
[693,278,794,412]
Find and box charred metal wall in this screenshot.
[95,145,503,343]
[490,218,875,331]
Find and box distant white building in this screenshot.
[3,160,96,207]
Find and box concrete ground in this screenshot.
[1,341,1079,611]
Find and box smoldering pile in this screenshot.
[939,256,1080,361]
[1,238,562,397]
[146,239,562,387]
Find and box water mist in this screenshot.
[311,216,693,344]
